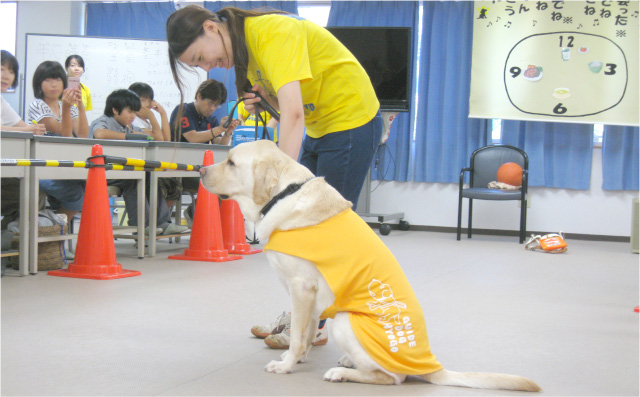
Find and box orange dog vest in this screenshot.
[265,209,442,375]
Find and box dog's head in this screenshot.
[199,140,314,222]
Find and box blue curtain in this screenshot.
[328,1,419,182]
[86,2,176,39]
[203,1,299,120]
[501,121,593,189]
[602,125,639,191]
[204,1,298,14]
[412,1,489,183]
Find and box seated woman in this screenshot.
[28,60,89,228]
[65,54,93,111]
[1,50,45,134]
[28,60,88,137]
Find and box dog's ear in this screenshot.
[252,157,280,206]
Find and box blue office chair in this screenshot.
[457,145,529,243]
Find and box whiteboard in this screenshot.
[24,34,207,125]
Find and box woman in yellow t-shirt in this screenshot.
[65,55,93,111]
[166,5,382,208]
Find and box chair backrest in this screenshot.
[470,145,528,188]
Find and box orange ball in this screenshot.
[497,162,523,186]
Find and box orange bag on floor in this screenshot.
[525,232,568,254]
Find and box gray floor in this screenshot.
[1,230,638,396]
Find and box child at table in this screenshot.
[1,50,46,134]
[91,89,187,235]
[65,54,92,111]
[27,60,88,138]
[128,82,181,210]
[27,60,89,229]
[128,82,171,141]
[169,79,238,145]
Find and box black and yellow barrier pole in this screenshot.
[101,156,201,171]
[1,157,202,172]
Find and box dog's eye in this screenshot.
[227,159,235,167]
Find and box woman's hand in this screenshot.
[61,88,77,107]
[28,123,47,135]
[242,84,279,115]
[136,106,154,120]
[150,100,166,115]
[226,119,240,134]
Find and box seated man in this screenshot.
[90,89,187,235]
[128,82,171,142]
[169,79,238,145]
[129,82,181,210]
[170,80,240,226]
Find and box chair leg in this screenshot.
[467,199,473,239]
[67,216,74,253]
[457,195,463,240]
[520,198,527,244]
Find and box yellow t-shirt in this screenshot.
[244,15,379,138]
[265,209,442,375]
[80,83,92,111]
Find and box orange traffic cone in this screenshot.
[169,150,241,262]
[220,199,262,255]
[49,145,141,280]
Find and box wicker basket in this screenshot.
[9,224,69,271]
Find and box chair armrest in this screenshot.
[521,169,529,194]
[459,167,472,189]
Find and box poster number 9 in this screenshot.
[510,67,521,78]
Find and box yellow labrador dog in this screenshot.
[200,140,540,392]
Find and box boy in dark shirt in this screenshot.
[169,79,238,144]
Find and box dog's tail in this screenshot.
[421,368,541,392]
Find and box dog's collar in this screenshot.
[260,180,311,217]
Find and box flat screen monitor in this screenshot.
[327,26,412,112]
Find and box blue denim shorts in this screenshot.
[299,111,383,210]
[39,180,86,211]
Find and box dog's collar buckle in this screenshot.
[260,180,310,217]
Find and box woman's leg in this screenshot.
[314,112,383,210]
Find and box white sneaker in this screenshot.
[264,321,329,349]
[251,311,290,339]
[162,223,189,235]
[183,204,194,228]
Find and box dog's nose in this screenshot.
[200,167,207,176]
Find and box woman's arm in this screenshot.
[152,101,172,142]
[137,106,164,141]
[72,91,89,138]
[1,120,46,134]
[271,81,305,160]
[41,89,75,137]
[93,129,127,140]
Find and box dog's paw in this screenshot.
[265,360,293,374]
[337,354,354,368]
[324,367,348,382]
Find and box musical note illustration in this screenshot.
[593,19,600,26]
[505,21,512,28]
[632,11,639,18]
[496,16,501,22]
[577,24,583,29]
[533,20,537,26]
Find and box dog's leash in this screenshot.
[260,180,312,217]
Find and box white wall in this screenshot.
[370,147,638,237]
